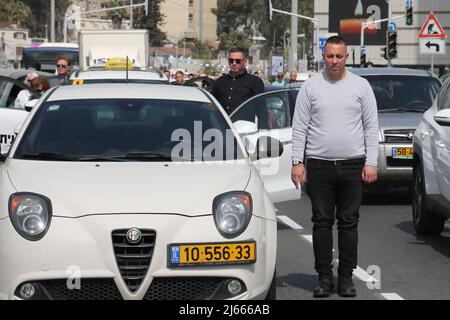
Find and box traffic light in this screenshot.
[360,52,366,67]
[406,6,413,26]
[387,31,397,59]
[380,46,388,60]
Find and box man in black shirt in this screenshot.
[211,48,264,115]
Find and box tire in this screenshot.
[265,269,276,300]
[412,161,445,235]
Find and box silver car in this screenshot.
[351,68,441,183]
[412,77,450,235]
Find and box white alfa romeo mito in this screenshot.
[0,84,282,300]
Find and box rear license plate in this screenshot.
[168,241,256,267]
[392,147,413,159]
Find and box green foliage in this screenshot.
[19,0,71,40]
[0,1,32,28]
[214,0,314,56]
[133,0,166,46]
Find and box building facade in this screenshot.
[160,0,217,44]
[315,0,449,74]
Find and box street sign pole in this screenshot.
[431,53,434,73]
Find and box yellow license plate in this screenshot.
[168,241,256,267]
[392,147,413,159]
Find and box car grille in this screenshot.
[143,277,226,300]
[16,277,234,300]
[383,129,415,143]
[18,279,123,300]
[112,229,156,293]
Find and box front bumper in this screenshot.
[0,214,276,300]
[377,143,413,181]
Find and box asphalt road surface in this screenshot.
[274,187,450,300]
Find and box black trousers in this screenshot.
[306,158,365,279]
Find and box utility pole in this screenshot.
[130,0,134,29]
[387,0,392,67]
[199,0,204,44]
[50,0,55,42]
[289,0,298,72]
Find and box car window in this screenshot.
[0,76,38,109]
[231,91,291,130]
[362,75,441,110]
[436,80,450,111]
[14,99,245,162]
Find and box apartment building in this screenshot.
[160,0,217,44]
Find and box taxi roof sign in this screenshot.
[418,11,447,39]
[105,57,135,70]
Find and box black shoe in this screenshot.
[313,278,335,298]
[337,277,356,297]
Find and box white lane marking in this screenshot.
[277,215,303,230]
[353,265,379,283]
[302,235,313,243]
[381,293,405,300]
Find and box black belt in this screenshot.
[308,157,366,166]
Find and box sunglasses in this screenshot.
[228,58,243,64]
[34,89,44,92]
[56,64,68,68]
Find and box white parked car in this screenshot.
[412,77,450,235]
[0,83,285,300]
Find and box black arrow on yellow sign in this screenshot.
[426,41,440,52]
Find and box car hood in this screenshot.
[7,160,251,218]
[378,112,423,129]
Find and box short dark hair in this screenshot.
[229,48,247,58]
[324,35,347,48]
[56,55,71,66]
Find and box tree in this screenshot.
[107,0,129,29]
[132,0,166,46]
[21,0,71,41]
[0,1,32,28]
[214,0,314,57]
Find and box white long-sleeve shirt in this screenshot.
[292,71,379,167]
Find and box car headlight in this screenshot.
[9,193,52,241]
[213,192,252,238]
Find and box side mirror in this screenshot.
[233,120,258,136]
[256,136,284,160]
[25,99,38,112]
[434,109,450,126]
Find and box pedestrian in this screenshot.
[289,70,298,83]
[365,61,374,68]
[173,70,197,87]
[210,48,264,115]
[30,76,50,94]
[271,72,286,87]
[291,35,379,298]
[14,72,39,109]
[55,56,71,85]
[163,69,171,82]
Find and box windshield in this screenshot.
[14,99,244,162]
[362,75,441,111]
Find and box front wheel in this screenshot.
[412,161,445,235]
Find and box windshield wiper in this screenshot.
[21,152,78,161]
[78,151,187,162]
[378,107,427,113]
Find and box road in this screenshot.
[274,187,450,300]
